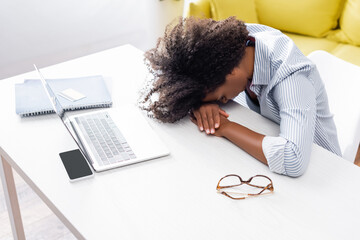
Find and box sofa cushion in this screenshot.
[327,0,360,46]
[285,32,339,56]
[330,44,360,66]
[210,0,258,23]
[255,0,344,37]
[184,0,211,19]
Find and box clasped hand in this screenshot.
[190,103,231,136]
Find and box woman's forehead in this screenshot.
[203,86,222,102]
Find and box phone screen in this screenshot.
[59,149,93,181]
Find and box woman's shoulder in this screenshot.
[246,23,282,35]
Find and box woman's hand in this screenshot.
[190,106,267,164]
[190,103,229,134]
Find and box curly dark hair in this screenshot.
[139,16,249,123]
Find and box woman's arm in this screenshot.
[262,73,317,177]
[215,118,268,165]
[191,74,317,177]
[191,111,267,165]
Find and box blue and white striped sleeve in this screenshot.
[262,71,317,177]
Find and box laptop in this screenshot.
[34,65,170,172]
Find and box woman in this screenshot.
[140,17,341,177]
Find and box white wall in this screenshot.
[0,0,184,80]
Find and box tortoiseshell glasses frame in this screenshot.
[216,174,274,200]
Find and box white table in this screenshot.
[1,45,360,240]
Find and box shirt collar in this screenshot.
[250,35,271,87]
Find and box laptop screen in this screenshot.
[34,65,88,158]
[40,76,65,119]
[34,65,65,119]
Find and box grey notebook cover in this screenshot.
[15,75,112,117]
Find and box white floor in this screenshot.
[0,170,76,240]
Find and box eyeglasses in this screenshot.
[216,174,274,200]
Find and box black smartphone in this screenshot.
[59,149,94,182]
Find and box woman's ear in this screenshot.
[229,67,239,75]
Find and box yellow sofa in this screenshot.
[184,0,360,66]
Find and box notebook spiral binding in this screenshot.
[21,103,113,117]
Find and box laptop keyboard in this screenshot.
[76,112,136,166]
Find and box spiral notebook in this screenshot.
[15,75,112,117]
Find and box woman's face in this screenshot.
[203,46,255,104]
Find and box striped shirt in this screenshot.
[236,24,341,177]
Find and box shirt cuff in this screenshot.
[262,136,287,175]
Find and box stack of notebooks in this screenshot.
[15,75,112,117]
